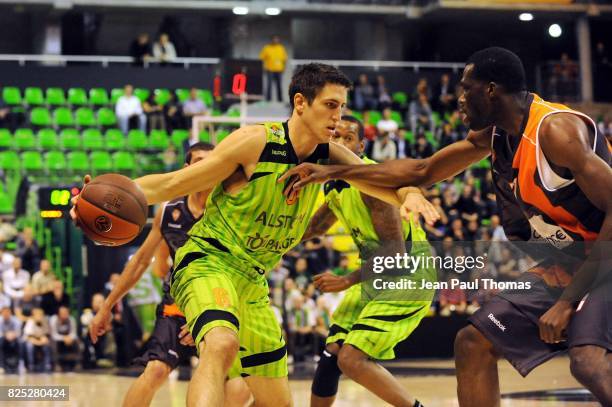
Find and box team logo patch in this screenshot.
[172,208,181,222]
[212,287,231,308]
[94,215,112,233]
[270,124,283,137]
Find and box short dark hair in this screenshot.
[185,141,214,163]
[341,115,364,140]
[466,47,526,93]
[288,63,352,109]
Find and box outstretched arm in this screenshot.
[537,113,612,344]
[280,128,492,190]
[89,208,164,343]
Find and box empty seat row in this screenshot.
[2,87,213,107]
[29,107,116,128]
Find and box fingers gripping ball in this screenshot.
[75,174,147,246]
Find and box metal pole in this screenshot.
[576,16,593,103]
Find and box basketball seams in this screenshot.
[86,177,148,219]
[81,183,147,227]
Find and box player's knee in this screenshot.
[325,342,340,356]
[225,378,252,407]
[203,328,239,358]
[311,347,342,398]
[569,346,605,385]
[143,360,171,386]
[454,325,493,364]
[337,345,366,377]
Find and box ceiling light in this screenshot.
[232,6,249,15]
[548,24,562,38]
[265,7,281,16]
[519,13,533,22]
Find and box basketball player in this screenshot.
[73,63,437,407]
[88,142,251,407]
[304,115,434,407]
[279,47,612,406]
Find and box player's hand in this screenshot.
[69,174,92,225]
[398,188,440,226]
[179,324,195,347]
[538,300,574,344]
[314,272,351,293]
[89,307,112,344]
[278,163,332,194]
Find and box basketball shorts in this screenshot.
[133,315,196,370]
[469,270,612,377]
[326,283,431,360]
[171,250,287,378]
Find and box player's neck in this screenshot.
[496,91,531,136]
[287,117,320,161]
[187,191,208,217]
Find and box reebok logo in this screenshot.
[488,313,506,332]
[271,149,286,156]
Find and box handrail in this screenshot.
[0,53,463,72]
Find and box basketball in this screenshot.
[75,174,148,246]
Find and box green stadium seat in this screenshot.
[60,129,82,150]
[82,128,104,150]
[89,88,109,106]
[367,110,381,126]
[198,89,213,107]
[425,131,438,148]
[97,108,117,127]
[2,87,22,106]
[21,151,44,173]
[175,88,189,102]
[46,88,66,106]
[403,130,414,143]
[104,128,125,150]
[392,91,408,106]
[149,130,169,150]
[127,130,148,150]
[350,111,363,122]
[478,158,491,169]
[67,88,88,106]
[390,110,404,127]
[110,88,124,104]
[134,88,150,102]
[198,130,210,143]
[0,188,13,214]
[154,89,171,105]
[431,111,442,128]
[14,128,36,150]
[113,151,136,174]
[24,87,45,106]
[0,129,12,149]
[45,150,67,173]
[37,128,59,150]
[30,107,52,127]
[0,151,20,171]
[138,154,164,174]
[216,129,230,143]
[75,107,96,128]
[53,107,75,127]
[67,151,89,173]
[171,129,189,148]
[91,151,113,175]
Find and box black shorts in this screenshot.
[469,272,612,377]
[133,315,197,370]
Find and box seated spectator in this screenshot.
[287,294,315,362]
[437,122,460,149]
[371,132,397,162]
[115,85,146,135]
[409,93,434,134]
[30,259,56,296]
[0,97,25,132]
[376,107,399,139]
[361,111,378,142]
[454,184,480,222]
[164,93,183,132]
[14,284,40,322]
[439,274,467,316]
[292,258,312,292]
[181,88,207,128]
[40,280,69,317]
[0,243,15,273]
[2,257,29,305]
[129,33,152,66]
[162,145,178,172]
[413,78,432,102]
[16,227,41,274]
[81,293,111,369]
[49,305,79,372]
[23,307,52,372]
[142,94,166,131]
[433,73,456,114]
[153,33,177,64]
[375,75,392,110]
[353,74,376,111]
[411,132,434,159]
[0,306,24,373]
[447,218,467,241]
